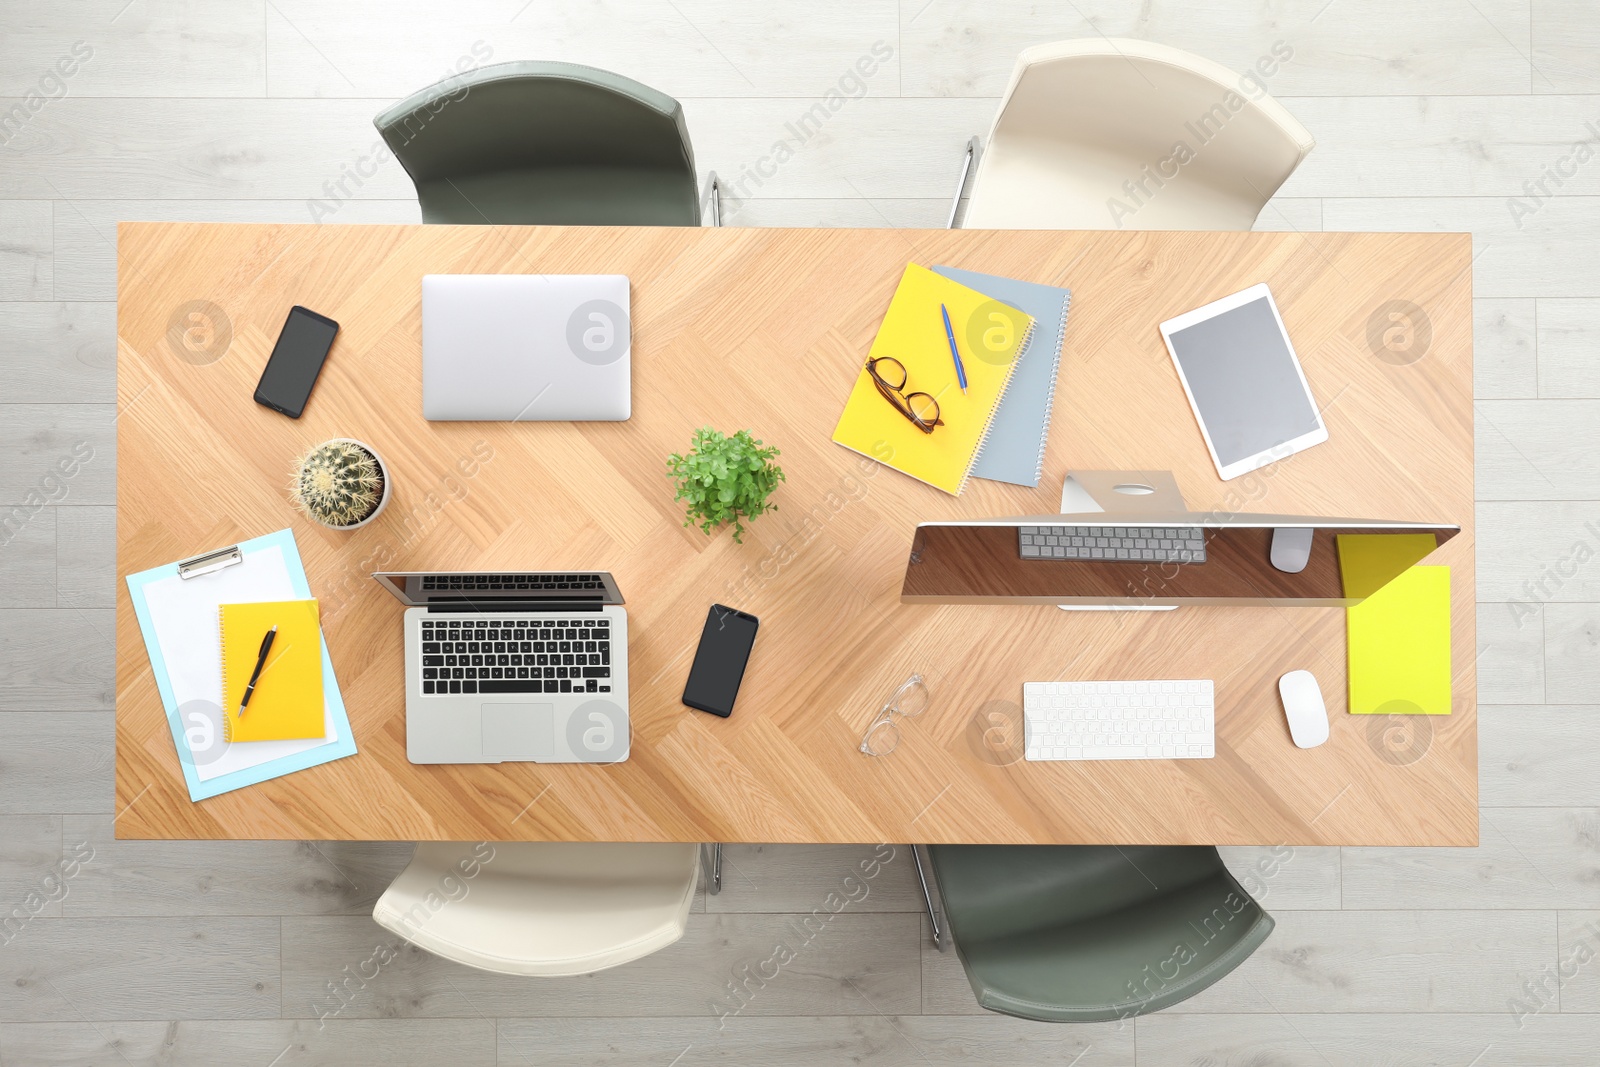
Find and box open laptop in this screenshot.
[373,571,630,764]
[422,274,631,421]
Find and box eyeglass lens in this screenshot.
[862,718,900,756]
[860,674,928,755]
[889,677,929,717]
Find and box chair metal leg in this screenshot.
[701,842,722,894]
[706,171,722,227]
[946,136,979,229]
[911,844,946,950]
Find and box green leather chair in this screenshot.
[921,844,1273,1022]
[374,60,701,226]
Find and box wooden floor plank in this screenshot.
[1341,810,1600,909]
[53,505,115,609]
[1477,400,1600,500]
[1532,0,1600,92]
[705,844,921,913]
[1557,910,1600,1013]
[0,1019,496,1067]
[0,201,52,300]
[1218,845,1342,910]
[0,504,56,607]
[897,0,1534,97]
[1536,299,1600,399]
[62,815,414,917]
[1482,706,1600,807]
[1477,501,1600,602]
[281,913,922,1019]
[1282,95,1600,198]
[1324,197,1600,299]
[1475,601,1546,705]
[1473,299,1538,400]
[0,405,114,507]
[1172,909,1555,1013]
[1137,1012,1600,1065]
[0,610,113,711]
[0,303,115,402]
[0,814,64,921]
[0,713,113,813]
[0,1,265,98]
[0,916,280,1021]
[496,1014,1133,1067]
[265,0,900,100]
[1543,603,1600,703]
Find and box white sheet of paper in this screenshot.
[141,543,339,782]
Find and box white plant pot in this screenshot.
[301,438,391,530]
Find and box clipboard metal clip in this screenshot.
[177,545,243,580]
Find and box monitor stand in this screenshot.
[1056,471,1184,612]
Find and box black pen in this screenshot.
[239,625,277,717]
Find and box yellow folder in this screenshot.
[220,599,327,742]
[1345,565,1451,715]
[832,263,1033,495]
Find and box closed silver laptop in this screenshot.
[374,571,629,764]
[422,274,631,421]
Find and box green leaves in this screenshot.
[666,427,785,544]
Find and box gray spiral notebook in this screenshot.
[933,266,1071,488]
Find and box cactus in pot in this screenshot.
[290,439,390,529]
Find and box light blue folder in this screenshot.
[934,266,1071,488]
[125,528,357,802]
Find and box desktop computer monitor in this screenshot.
[900,471,1458,608]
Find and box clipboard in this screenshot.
[125,528,357,801]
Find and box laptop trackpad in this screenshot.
[481,704,555,761]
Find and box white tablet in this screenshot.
[1159,283,1327,481]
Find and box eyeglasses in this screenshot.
[859,674,930,756]
[867,357,943,434]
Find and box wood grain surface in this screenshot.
[114,223,1475,845]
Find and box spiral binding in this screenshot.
[219,606,236,743]
[958,316,1038,496]
[1029,290,1072,485]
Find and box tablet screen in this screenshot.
[1167,296,1321,468]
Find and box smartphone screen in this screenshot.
[254,306,339,418]
[682,605,759,718]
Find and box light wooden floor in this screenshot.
[1,1,1596,1063]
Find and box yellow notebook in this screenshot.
[1346,565,1451,715]
[1336,532,1439,599]
[832,263,1034,495]
[220,599,327,742]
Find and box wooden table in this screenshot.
[115,223,1476,845]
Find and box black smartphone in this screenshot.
[682,604,760,718]
[253,305,339,418]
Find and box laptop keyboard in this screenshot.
[420,617,612,696]
[420,574,606,591]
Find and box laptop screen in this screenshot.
[373,571,623,608]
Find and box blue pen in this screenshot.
[940,303,968,393]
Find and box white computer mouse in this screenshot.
[1278,670,1329,748]
[1270,527,1314,573]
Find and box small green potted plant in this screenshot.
[667,427,784,544]
[290,439,391,530]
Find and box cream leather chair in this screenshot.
[373,841,702,977]
[954,38,1314,231]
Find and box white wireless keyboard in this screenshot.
[1023,680,1215,761]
